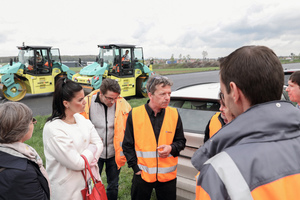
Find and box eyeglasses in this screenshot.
[32,118,37,125]
[104,95,118,102]
[147,76,168,92]
[219,92,225,106]
[219,92,224,101]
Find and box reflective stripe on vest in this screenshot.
[209,112,222,138]
[138,164,177,174]
[136,151,172,158]
[119,142,124,156]
[132,106,178,183]
[203,151,253,200]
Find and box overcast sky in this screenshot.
[1,0,300,59]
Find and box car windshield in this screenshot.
[169,100,219,134]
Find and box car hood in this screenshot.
[171,82,220,100]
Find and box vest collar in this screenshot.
[145,100,165,117]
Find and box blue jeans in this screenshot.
[98,156,120,200]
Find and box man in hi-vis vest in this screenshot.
[81,79,131,200]
[192,46,300,200]
[122,75,186,200]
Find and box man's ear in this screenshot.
[148,92,152,100]
[229,82,240,103]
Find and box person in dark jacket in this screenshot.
[192,45,300,200]
[0,102,50,200]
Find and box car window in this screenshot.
[170,100,220,111]
[170,100,219,134]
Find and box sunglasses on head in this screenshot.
[32,118,37,125]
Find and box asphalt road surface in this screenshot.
[1,63,299,116]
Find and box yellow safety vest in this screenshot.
[132,105,178,183]
[208,112,222,138]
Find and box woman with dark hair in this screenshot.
[43,78,103,200]
[0,102,50,200]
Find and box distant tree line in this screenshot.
[61,55,97,62]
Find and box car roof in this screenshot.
[97,44,136,49]
[284,68,300,74]
[171,82,220,100]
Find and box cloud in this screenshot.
[0,0,300,58]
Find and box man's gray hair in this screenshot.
[146,75,173,94]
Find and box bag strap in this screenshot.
[81,155,97,185]
[81,161,88,186]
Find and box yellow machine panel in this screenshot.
[109,76,136,97]
[25,75,55,94]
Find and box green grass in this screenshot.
[280,59,300,64]
[69,66,220,75]
[25,97,156,200]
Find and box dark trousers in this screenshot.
[98,156,121,200]
[131,174,177,200]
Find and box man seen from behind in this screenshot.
[192,45,300,200]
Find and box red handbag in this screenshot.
[81,155,107,200]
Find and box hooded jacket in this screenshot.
[192,101,300,200]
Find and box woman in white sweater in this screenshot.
[43,78,103,200]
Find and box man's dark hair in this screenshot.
[100,79,121,95]
[289,71,300,87]
[220,45,284,106]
